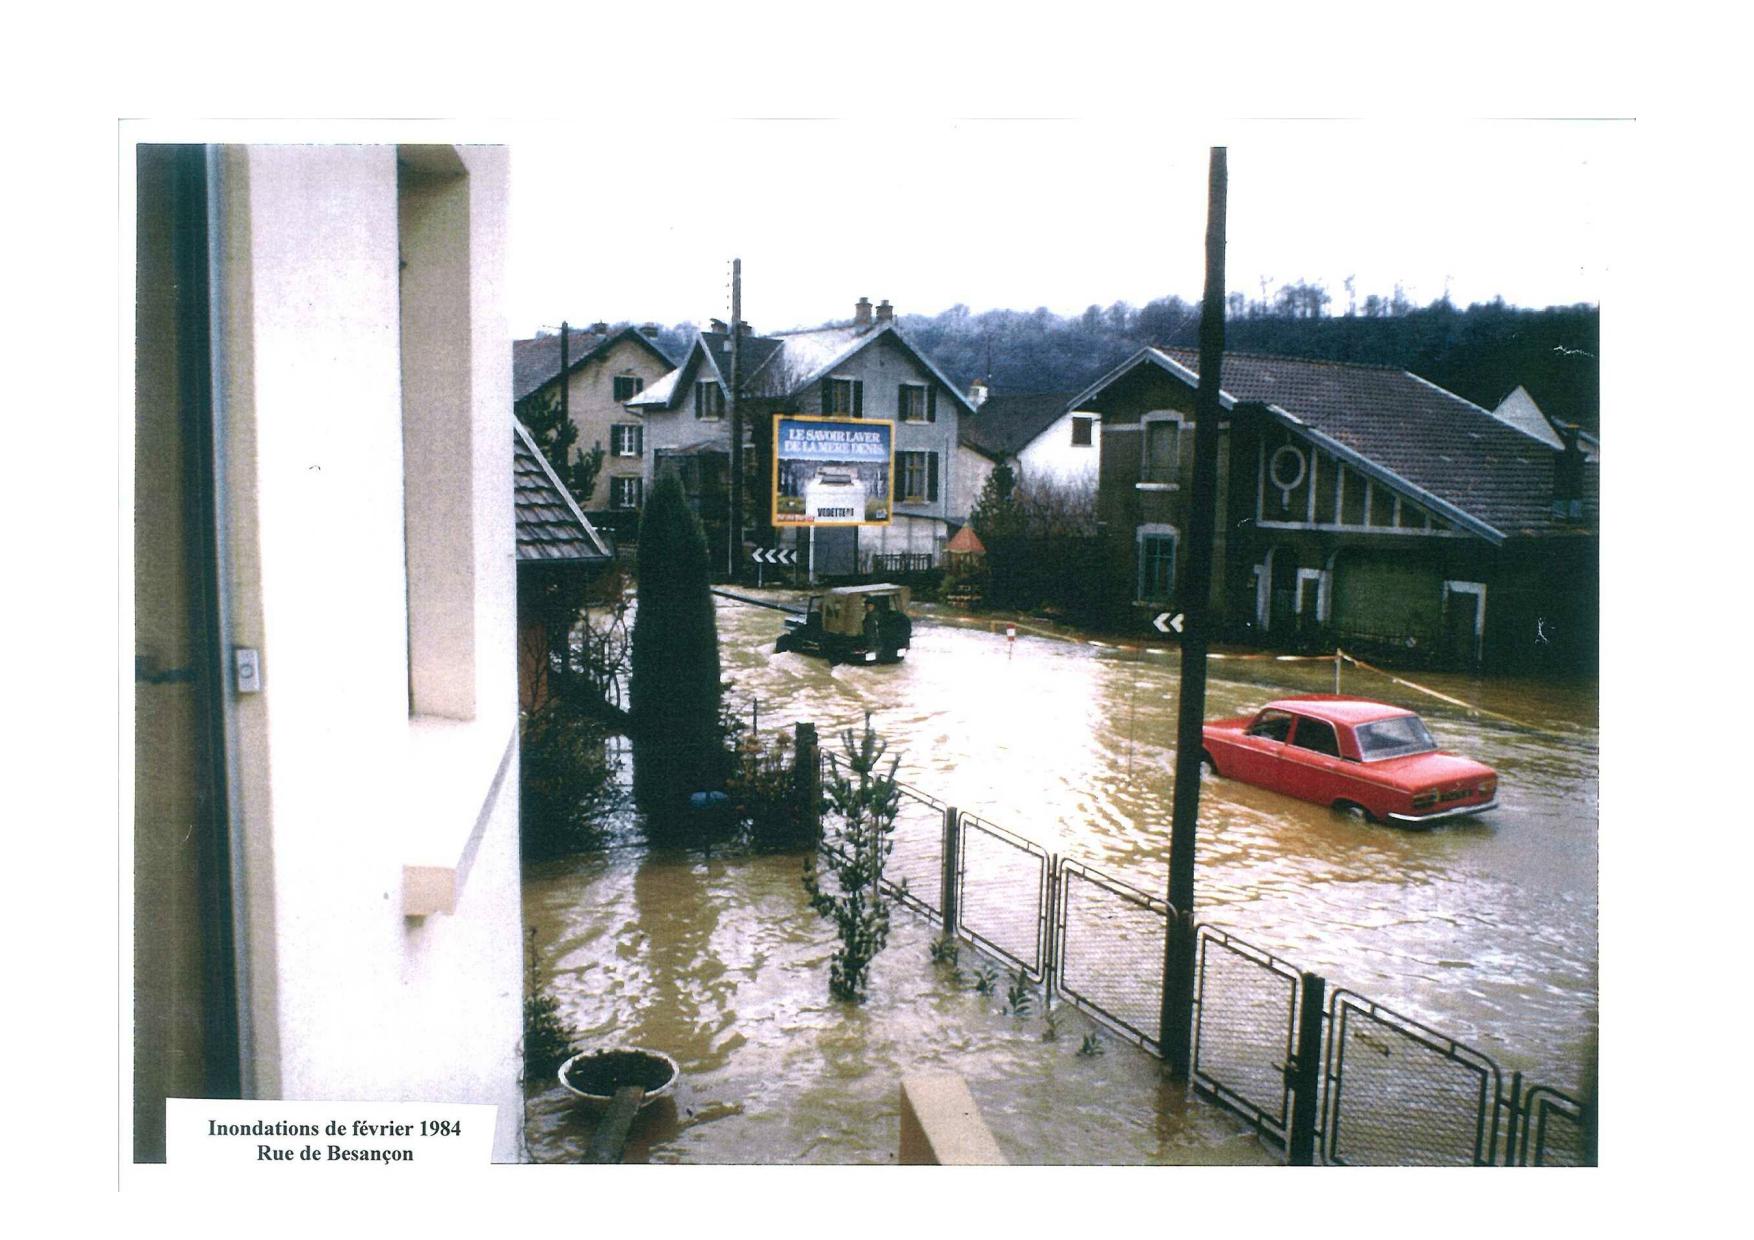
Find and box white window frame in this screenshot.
[611,423,642,458]
[611,475,644,510]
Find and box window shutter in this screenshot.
[633,426,642,455]
[821,382,832,415]
[927,452,939,503]
[898,383,907,419]
[853,380,864,418]
[927,386,937,423]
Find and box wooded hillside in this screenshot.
[898,292,1600,433]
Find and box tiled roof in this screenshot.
[511,327,674,404]
[1157,348,1597,539]
[959,391,1079,458]
[513,420,611,562]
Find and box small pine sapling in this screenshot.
[803,716,903,1002]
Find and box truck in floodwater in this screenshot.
[774,584,912,664]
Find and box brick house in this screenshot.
[1073,348,1599,669]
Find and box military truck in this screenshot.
[774,584,912,664]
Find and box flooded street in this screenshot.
[526,594,1597,1162]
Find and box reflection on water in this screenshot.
[526,595,1597,1162]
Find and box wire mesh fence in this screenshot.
[1320,990,1501,1166]
[1191,927,1302,1142]
[957,813,1051,979]
[1054,860,1171,1051]
[885,783,946,920]
[772,710,1590,1166]
[1516,1086,1589,1168]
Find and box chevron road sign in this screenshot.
[1154,612,1184,634]
[751,548,798,566]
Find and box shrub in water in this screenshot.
[803,717,902,1002]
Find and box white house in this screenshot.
[958,387,1101,494]
[631,297,977,573]
[133,143,524,1161]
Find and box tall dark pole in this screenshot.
[728,258,742,577]
[1160,147,1227,1079]
[559,320,570,426]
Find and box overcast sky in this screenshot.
[505,118,1622,339]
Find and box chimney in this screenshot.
[1551,423,1586,521]
[710,318,729,334]
[968,379,988,409]
[854,297,873,328]
[589,320,609,334]
[737,322,755,336]
[640,322,661,338]
[876,299,894,325]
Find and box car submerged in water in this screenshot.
[774,584,912,665]
[1201,696,1498,826]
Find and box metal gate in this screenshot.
[956,812,1051,980]
[1321,989,1503,1166]
[1052,859,1171,1051]
[885,782,946,920]
[1191,926,1304,1145]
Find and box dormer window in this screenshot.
[694,381,724,420]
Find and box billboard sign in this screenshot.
[772,415,893,526]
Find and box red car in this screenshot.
[1201,696,1498,826]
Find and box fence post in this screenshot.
[1160,911,1198,1078]
[1502,1070,1524,1166]
[1286,971,1326,1165]
[795,722,821,837]
[940,806,960,934]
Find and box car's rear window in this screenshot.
[1354,715,1438,760]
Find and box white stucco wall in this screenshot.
[1016,410,1100,486]
[217,144,524,1161]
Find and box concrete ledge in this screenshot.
[401,719,516,916]
[899,1074,1006,1165]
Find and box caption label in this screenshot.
[166,1099,495,1169]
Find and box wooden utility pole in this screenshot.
[1160,147,1227,1080]
[559,321,570,425]
[728,258,743,577]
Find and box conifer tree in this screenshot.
[629,473,725,830]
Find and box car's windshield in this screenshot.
[1354,715,1438,761]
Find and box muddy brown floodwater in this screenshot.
[524,594,1597,1164]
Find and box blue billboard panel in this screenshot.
[772,416,893,526]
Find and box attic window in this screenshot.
[613,374,644,401]
[899,382,934,423]
[824,377,863,417]
[694,381,724,420]
[1071,416,1093,447]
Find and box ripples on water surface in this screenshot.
[526,596,1597,1162]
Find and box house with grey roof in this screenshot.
[1072,347,1599,668]
[512,322,675,516]
[514,418,613,708]
[630,297,977,575]
[957,385,1103,500]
